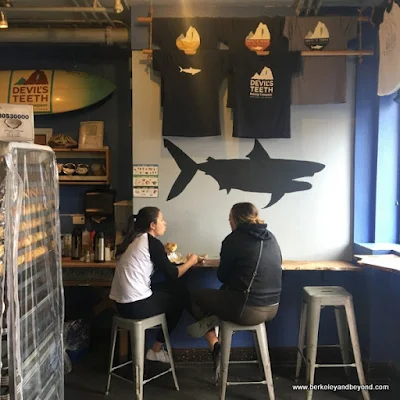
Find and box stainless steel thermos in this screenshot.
[71,228,82,260]
[94,231,105,263]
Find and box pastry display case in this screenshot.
[0,143,63,400]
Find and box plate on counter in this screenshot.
[168,252,186,264]
[167,252,207,265]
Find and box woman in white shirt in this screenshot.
[110,207,198,363]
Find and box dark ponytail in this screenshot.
[115,207,160,258]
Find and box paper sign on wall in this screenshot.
[133,164,159,198]
[0,103,34,142]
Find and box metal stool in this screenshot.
[295,286,370,400]
[219,320,275,400]
[105,314,179,400]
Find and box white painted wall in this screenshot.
[132,51,355,260]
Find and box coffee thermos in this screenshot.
[94,231,105,263]
[71,228,82,260]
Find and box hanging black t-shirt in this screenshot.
[219,16,289,108]
[152,50,230,137]
[372,0,400,25]
[218,17,288,52]
[153,18,220,108]
[153,18,220,52]
[231,51,302,139]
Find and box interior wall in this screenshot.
[132,51,355,260]
[0,44,132,219]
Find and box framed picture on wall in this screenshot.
[78,121,104,149]
[34,128,53,146]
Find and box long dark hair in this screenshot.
[115,207,160,258]
[230,202,264,227]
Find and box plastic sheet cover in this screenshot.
[0,144,64,400]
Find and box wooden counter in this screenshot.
[62,258,117,268]
[62,258,361,286]
[198,259,361,271]
[354,254,400,274]
[62,258,360,270]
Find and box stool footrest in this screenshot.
[227,380,267,386]
[110,372,134,385]
[229,360,259,365]
[315,363,356,368]
[111,360,133,372]
[143,369,173,385]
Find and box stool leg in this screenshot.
[219,325,232,400]
[344,300,370,400]
[306,301,321,400]
[131,326,145,400]
[105,320,118,395]
[334,306,351,378]
[295,300,308,381]
[252,331,265,380]
[161,318,180,391]
[255,324,275,400]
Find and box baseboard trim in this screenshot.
[172,346,399,384]
[172,345,342,365]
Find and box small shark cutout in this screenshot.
[164,139,325,208]
[179,67,201,75]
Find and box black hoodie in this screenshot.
[217,223,282,307]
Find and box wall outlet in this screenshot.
[72,215,85,225]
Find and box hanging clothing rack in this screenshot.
[137,10,374,59]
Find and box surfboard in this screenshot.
[0,70,115,114]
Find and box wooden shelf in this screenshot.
[53,147,108,152]
[59,176,108,182]
[55,146,111,185]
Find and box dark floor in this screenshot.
[65,353,399,400]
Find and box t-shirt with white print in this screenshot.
[153,18,220,108]
[152,18,219,53]
[153,50,230,137]
[377,3,400,96]
[218,17,288,108]
[231,51,302,139]
[218,17,287,52]
[284,16,357,105]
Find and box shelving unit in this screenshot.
[54,146,110,185]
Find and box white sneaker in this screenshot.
[146,348,170,364]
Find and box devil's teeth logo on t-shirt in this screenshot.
[176,26,201,54]
[245,22,271,51]
[250,67,274,98]
[304,21,330,50]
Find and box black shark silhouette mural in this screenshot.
[164,139,325,208]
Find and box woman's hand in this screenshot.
[176,254,199,278]
[186,254,199,265]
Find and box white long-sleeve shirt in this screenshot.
[110,233,178,304]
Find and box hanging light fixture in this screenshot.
[0,12,8,29]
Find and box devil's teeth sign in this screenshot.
[8,70,53,113]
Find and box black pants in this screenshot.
[191,288,279,326]
[117,280,191,343]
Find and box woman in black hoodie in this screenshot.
[187,202,282,371]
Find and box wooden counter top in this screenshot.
[354,254,400,274]
[62,258,361,271]
[62,257,117,268]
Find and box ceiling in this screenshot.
[0,0,382,28]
